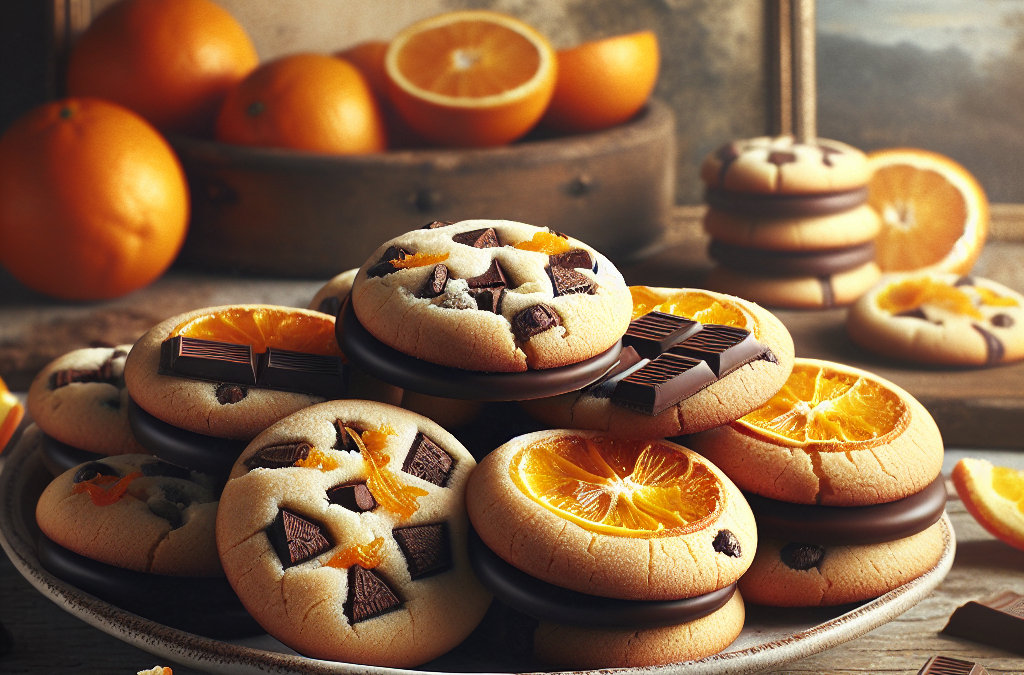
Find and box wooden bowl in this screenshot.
[171,99,675,278]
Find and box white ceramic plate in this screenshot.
[0,428,955,675]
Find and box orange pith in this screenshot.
[875,277,1019,319]
[510,435,722,538]
[170,308,342,357]
[0,375,24,453]
[326,537,386,569]
[349,425,428,520]
[391,252,449,269]
[952,458,1024,551]
[733,361,908,449]
[514,231,571,254]
[629,286,756,336]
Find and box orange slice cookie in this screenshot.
[848,273,1024,366]
[520,286,794,437]
[216,400,489,667]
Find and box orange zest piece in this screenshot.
[510,435,722,538]
[952,458,1024,552]
[976,286,1019,308]
[170,307,342,357]
[73,471,142,506]
[325,537,386,569]
[734,360,907,449]
[349,426,427,520]
[629,286,756,336]
[514,231,571,255]
[293,447,340,472]
[0,375,24,453]
[390,251,449,269]
[875,277,982,319]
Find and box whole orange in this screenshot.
[335,41,423,148]
[67,0,259,137]
[215,53,387,154]
[0,98,189,300]
[541,31,659,133]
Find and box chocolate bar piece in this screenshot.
[549,248,593,271]
[402,432,454,487]
[50,355,118,389]
[622,311,702,360]
[393,523,452,579]
[549,266,596,296]
[327,482,377,512]
[942,590,1024,656]
[346,566,401,623]
[611,352,717,415]
[466,259,508,289]
[512,304,562,341]
[160,336,257,385]
[245,441,313,470]
[473,287,506,314]
[256,348,346,399]
[267,510,332,568]
[366,245,409,277]
[452,227,500,248]
[917,656,989,675]
[418,264,449,298]
[587,347,645,399]
[333,421,364,452]
[422,220,454,229]
[668,324,761,377]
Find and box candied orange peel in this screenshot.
[325,537,386,569]
[170,307,342,357]
[294,447,340,472]
[514,231,571,254]
[876,277,981,318]
[348,425,427,520]
[73,471,142,506]
[975,286,1019,308]
[391,252,449,269]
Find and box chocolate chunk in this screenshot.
[366,245,409,277]
[819,275,835,309]
[611,352,717,415]
[216,383,248,405]
[972,324,1006,365]
[992,313,1015,328]
[473,287,506,314]
[549,248,593,271]
[256,348,347,398]
[402,432,454,487]
[895,308,929,320]
[549,266,596,296]
[73,462,118,484]
[669,324,763,377]
[466,259,508,289]
[622,312,702,360]
[140,461,192,480]
[550,229,570,239]
[768,150,797,166]
[714,142,741,184]
[345,566,401,623]
[317,295,342,318]
[393,523,452,578]
[50,356,118,389]
[942,590,1024,656]
[333,421,364,452]
[266,509,332,568]
[780,543,825,570]
[418,264,449,298]
[326,482,377,512]
[512,304,562,341]
[422,220,454,229]
[917,656,989,675]
[452,227,500,248]
[819,145,843,167]
[161,337,257,385]
[245,441,313,470]
[954,276,976,287]
[712,530,741,557]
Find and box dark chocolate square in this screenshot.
[466,259,508,289]
[326,482,377,512]
[549,248,593,271]
[160,336,257,385]
[512,304,562,341]
[612,352,717,415]
[256,348,347,399]
[402,432,454,487]
[345,566,402,623]
[452,227,500,248]
[942,590,1024,656]
[266,510,332,568]
[244,442,313,470]
[669,324,762,377]
[622,312,703,360]
[393,523,452,579]
[549,266,596,296]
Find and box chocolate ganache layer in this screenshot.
[709,240,876,277]
[705,186,869,218]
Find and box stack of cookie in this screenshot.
[700,136,882,309]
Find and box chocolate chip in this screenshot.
[245,441,313,470]
[50,356,118,389]
[512,304,562,341]
[333,421,364,451]
[367,246,409,277]
[327,482,377,512]
[768,151,797,166]
[780,543,825,570]
[992,313,1015,328]
[140,461,192,480]
[317,295,342,318]
[549,266,597,296]
[216,382,248,405]
[473,287,506,314]
[393,523,452,578]
[418,264,449,299]
[549,248,593,271]
[402,432,454,487]
[73,462,118,484]
[954,276,975,287]
[345,566,401,623]
[819,145,843,166]
[465,259,508,289]
[267,510,332,567]
[452,227,500,248]
[712,529,742,557]
[895,308,929,320]
[147,497,184,528]
[422,220,454,229]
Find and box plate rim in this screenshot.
[0,424,956,675]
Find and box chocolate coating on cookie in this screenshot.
[706,186,869,218]
[709,240,876,277]
[128,397,247,476]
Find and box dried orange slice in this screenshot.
[384,10,556,147]
[0,374,24,453]
[509,434,722,538]
[629,286,755,335]
[952,458,1024,551]
[867,148,988,275]
[734,359,908,449]
[170,306,341,357]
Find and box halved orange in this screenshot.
[629,286,756,335]
[384,10,556,147]
[170,307,342,357]
[952,458,1024,551]
[509,434,722,538]
[867,148,988,274]
[541,31,659,133]
[734,359,908,449]
[0,374,24,453]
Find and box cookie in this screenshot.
[28,345,146,456]
[216,400,490,667]
[350,220,633,372]
[520,287,794,438]
[689,359,943,507]
[307,268,358,318]
[847,273,1024,366]
[703,204,881,251]
[705,261,881,309]
[467,430,756,601]
[35,449,222,576]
